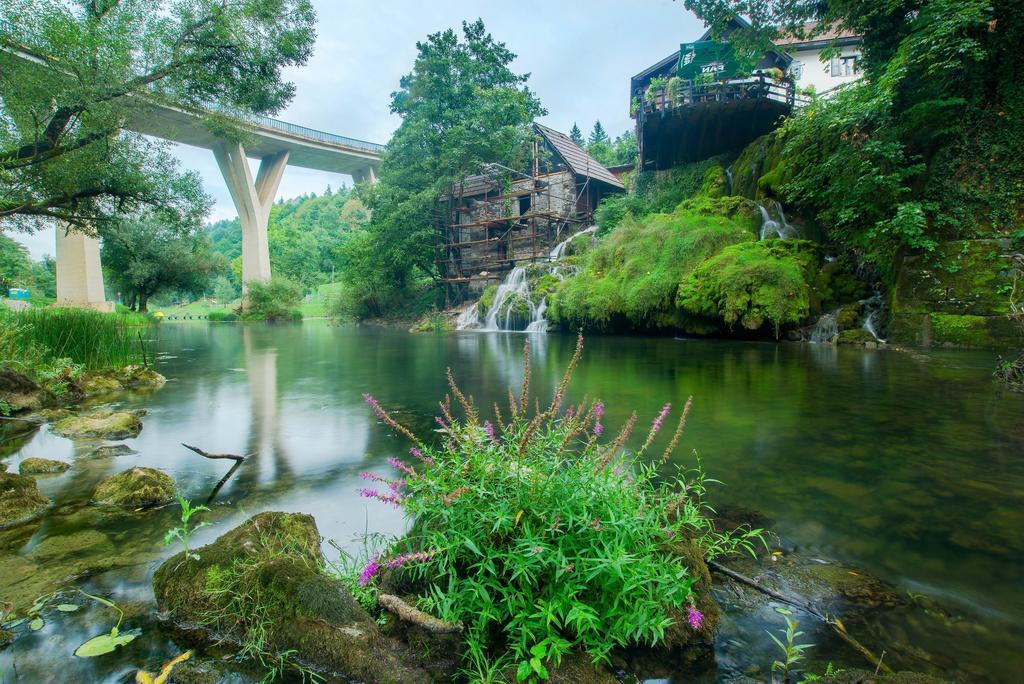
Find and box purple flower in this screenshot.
[409,446,433,466]
[593,401,605,419]
[359,487,404,507]
[484,421,496,443]
[385,550,433,570]
[687,605,704,629]
[652,403,671,435]
[359,556,381,586]
[363,393,387,421]
[387,456,416,478]
[435,415,450,431]
[594,422,604,437]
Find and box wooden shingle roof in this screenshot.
[534,123,624,190]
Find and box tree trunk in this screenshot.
[138,292,148,312]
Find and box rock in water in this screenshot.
[51,411,143,440]
[87,444,138,459]
[0,471,48,528]
[18,457,70,474]
[153,512,431,683]
[0,367,51,413]
[93,467,176,507]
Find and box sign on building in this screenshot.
[676,41,739,81]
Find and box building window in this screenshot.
[790,62,804,80]
[831,55,858,77]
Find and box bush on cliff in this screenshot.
[677,240,819,336]
[354,337,763,678]
[549,197,757,331]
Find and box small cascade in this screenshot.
[725,166,733,194]
[458,226,598,333]
[809,309,840,343]
[757,201,799,240]
[860,290,886,342]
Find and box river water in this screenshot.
[2,322,1022,682]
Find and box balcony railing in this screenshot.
[636,75,812,118]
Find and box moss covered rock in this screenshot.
[86,444,138,459]
[18,457,70,474]
[824,669,946,684]
[0,367,52,414]
[838,328,880,346]
[0,627,12,649]
[0,471,48,528]
[93,467,175,507]
[153,512,430,683]
[890,239,1019,348]
[51,410,142,440]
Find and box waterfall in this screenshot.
[457,226,599,333]
[809,309,840,343]
[860,290,886,342]
[758,201,799,240]
[725,166,733,194]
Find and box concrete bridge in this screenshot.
[0,22,383,309]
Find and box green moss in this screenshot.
[51,410,143,440]
[93,467,176,507]
[928,313,998,347]
[677,240,820,335]
[153,512,430,683]
[0,471,48,528]
[476,284,498,315]
[837,328,878,345]
[549,199,757,332]
[18,457,69,474]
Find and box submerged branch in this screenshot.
[182,443,247,462]
[708,559,894,674]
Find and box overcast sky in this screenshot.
[15,0,704,259]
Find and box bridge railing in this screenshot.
[0,18,385,155]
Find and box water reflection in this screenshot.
[1,322,1022,682]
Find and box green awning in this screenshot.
[676,41,739,80]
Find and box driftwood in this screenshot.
[709,559,894,674]
[182,443,247,462]
[378,593,463,634]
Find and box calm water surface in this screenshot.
[1,322,1022,682]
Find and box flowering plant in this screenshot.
[356,336,761,679]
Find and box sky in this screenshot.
[14,0,705,260]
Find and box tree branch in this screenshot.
[182,443,248,462]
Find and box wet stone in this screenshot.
[0,471,48,528]
[87,444,138,459]
[51,410,143,440]
[18,457,70,474]
[93,467,176,507]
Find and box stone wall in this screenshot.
[890,239,1020,348]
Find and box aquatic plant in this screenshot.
[163,495,210,561]
[135,650,193,684]
[767,608,813,684]
[356,336,764,677]
[73,590,140,657]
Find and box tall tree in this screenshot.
[569,123,584,147]
[345,19,545,316]
[588,120,608,146]
[0,0,316,234]
[101,214,223,312]
[0,232,31,290]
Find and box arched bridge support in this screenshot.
[214,142,289,290]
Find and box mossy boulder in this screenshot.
[0,471,48,528]
[86,444,138,459]
[93,467,175,507]
[890,239,1019,348]
[838,328,879,346]
[153,512,430,683]
[18,457,70,474]
[0,367,52,414]
[51,410,142,440]
[0,627,12,649]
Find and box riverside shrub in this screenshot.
[355,336,763,678]
[242,278,302,321]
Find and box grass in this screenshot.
[157,282,344,320]
[0,307,153,376]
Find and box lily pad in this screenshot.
[29,617,43,631]
[56,604,79,612]
[73,628,139,657]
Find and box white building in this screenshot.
[775,22,863,95]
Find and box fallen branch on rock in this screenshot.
[377,593,463,634]
[182,444,248,462]
[709,559,893,674]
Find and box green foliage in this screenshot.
[242,277,302,322]
[207,309,237,322]
[585,128,637,169]
[163,496,211,562]
[0,0,315,234]
[355,340,764,676]
[0,232,31,290]
[211,275,239,304]
[73,591,139,658]
[568,123,584,147]
[767,608,813,683]
[587,120,608,145]
[101,212,224,312]
[552,197,756,330]
[0,307,151,386]
[345,20,544,317]
[677,240,818,336]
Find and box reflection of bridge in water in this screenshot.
[0,20,384,309]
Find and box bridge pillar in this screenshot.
[55,228,114,312]
[353,165,377,184]
[214,143,289,290]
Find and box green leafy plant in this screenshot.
[242,278,303,322]
[645,76,667,104]
[163,495,211,561]
[767,608,813,683]
[354,336,764,677]
[74,590,140,657]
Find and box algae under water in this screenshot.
[1,322,1022,682]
